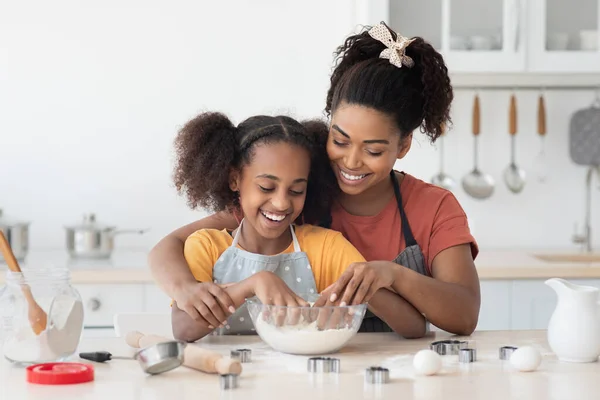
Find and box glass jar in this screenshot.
[0,267,84,365]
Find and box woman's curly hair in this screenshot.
[173,112,337,225]
[326,22,453,143]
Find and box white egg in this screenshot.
[413,349,442,376]
[509,346,542,372]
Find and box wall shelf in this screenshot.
[450,72,600,90]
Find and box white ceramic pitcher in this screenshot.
[546,278,600,363]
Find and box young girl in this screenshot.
[169,112,426,342]
[153,22,480,338]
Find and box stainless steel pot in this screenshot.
[65,213,149,259]
[0,209,30,262]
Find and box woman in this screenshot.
[149,22,480,337]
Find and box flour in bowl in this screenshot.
[254,314,356,355]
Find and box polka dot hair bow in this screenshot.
[368,22,416,68]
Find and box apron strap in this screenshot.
[231,219,301,253]
[290,225,301,252]
[390,171,417,247]
[231,218,244,247]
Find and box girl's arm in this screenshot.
[148,211,239,297]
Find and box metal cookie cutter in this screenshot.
[307,357,340,373]
[430,340,468,355]
[220,373,239,390]
[459,348,477,363]
[365,366,389,384]
[230,348,252,363]
[499,346,518,360]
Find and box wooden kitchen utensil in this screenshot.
[533,93,548,182]
[0,231,47,335]
[125,331,243,375]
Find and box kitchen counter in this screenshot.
[1,248,600,283]
[1,330,599,399]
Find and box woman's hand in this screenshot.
[172,281,236,329]
[325,261,399,306]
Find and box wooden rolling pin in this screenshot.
[0,231,47,335]
[125,331,242,375]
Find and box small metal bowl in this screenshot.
[135,341,186,375]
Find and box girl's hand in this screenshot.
[327,261,399,306]
[172,281,236,329]
[250,271,309,325]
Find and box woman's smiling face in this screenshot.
[326,103,411,196]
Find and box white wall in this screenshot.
[1,1,598,252]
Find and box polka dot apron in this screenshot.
[211,219,318,335]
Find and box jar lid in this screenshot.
[26,363,94,385]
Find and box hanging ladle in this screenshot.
[462,93,495,199]
[431,126,456,190]
[503,94,526,193]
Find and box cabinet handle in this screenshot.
[88,298,101,311]
[511,0,521,52]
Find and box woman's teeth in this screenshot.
[340,170,367,181]
[261,211,286,222]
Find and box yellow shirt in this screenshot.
[183,224,366,293]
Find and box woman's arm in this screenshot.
[367,288,426,338]
[148,211,239,297]
[392,244,480,336]
[326,244,480,336]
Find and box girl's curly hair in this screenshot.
[326,22,453,143]
[173,112,337,225]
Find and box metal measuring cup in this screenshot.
[80,340,186,375]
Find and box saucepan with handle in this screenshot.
[64,213,150,259]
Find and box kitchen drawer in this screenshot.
[143,284,172,314]
[74,284,145,327]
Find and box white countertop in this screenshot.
[1,330,599,399]
[1,248,600,284]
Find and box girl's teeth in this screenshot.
[341,171,366,181]
[262,211,286,221]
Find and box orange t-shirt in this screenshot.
[330,172,478,275]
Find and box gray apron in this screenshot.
[359,171,429,332]
[320,171,429,333]
[211,219,318,335]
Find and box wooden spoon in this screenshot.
[0,231,47,335]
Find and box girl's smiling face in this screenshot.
[327,103,411,196]
[230,141,310,243]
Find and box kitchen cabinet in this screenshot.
[75,283,170,329]
[355,0,600,73]
[76,284,146,328]
[511,279,600,330]
[528,0,600,72]
[476,281,512,331]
